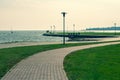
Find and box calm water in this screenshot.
[0,31,63,43]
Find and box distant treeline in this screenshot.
[86,27,120,30]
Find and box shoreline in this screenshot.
[0,37,120,49]
[0,41,82,49]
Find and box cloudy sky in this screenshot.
[0,0,120,30]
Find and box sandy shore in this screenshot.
[0,37,120,49]
[99,37,120,41]
[0,41,81,49]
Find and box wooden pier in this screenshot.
[43,32,115,41]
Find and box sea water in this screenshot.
[0,31,63,43]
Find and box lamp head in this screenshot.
[61,12,67,17]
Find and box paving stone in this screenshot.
[1,42,120,80]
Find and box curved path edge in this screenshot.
[1,42,120,80]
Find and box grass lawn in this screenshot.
[64,44,120,80]
[57,32,120,36]
[0,42,103,79]
[80,32,120,36]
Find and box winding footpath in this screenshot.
[1,42,120,80]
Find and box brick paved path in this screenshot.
[1,42,120,80]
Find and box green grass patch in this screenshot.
[64,44,120,80]
[80,32,120,36]
[0,40,120,79]
[56,32,120,36]
[0,42,102,79]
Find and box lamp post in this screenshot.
[61,12,67,45]
[53,25,55,33]
[50,26,52,33]
[73,24,75,33]
[114,23,117,35]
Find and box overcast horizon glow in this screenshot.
[0,0,120,30]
